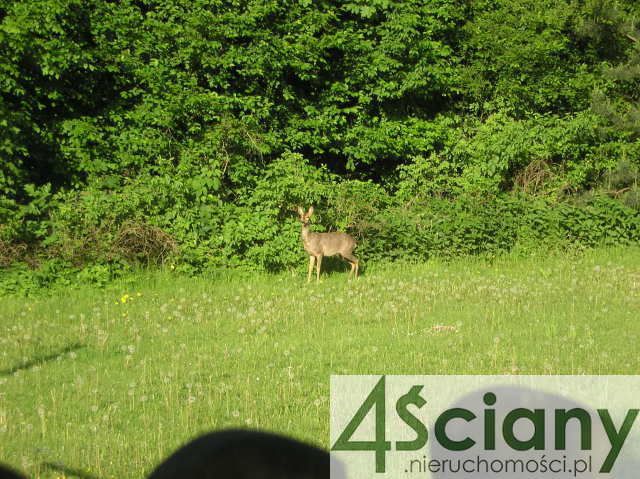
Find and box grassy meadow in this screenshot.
[1,247,640,478]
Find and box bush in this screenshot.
[2,157,640,295]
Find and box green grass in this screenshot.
[1,247,640,478]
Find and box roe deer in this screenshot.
[297,206,359,282]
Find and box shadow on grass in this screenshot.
[318,256,364,277]
[0,342,85,376]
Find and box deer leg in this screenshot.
[307,256,315,283]
[316,254,323,282]
[348,261,355,278]
[342,256,354,278]
[343,253,359,279]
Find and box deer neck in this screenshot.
[301,223,312,243]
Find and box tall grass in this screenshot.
[1,247,639,477]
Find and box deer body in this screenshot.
[298,206,359,282]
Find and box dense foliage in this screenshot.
[2,0,640,291]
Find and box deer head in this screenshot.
[297,206,314,226]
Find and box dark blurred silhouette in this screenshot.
[148,429,340,479]
[429,385,606,479]
[0,464,25,479]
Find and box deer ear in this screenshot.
[297,206,304,217]
[307,206,314,217]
